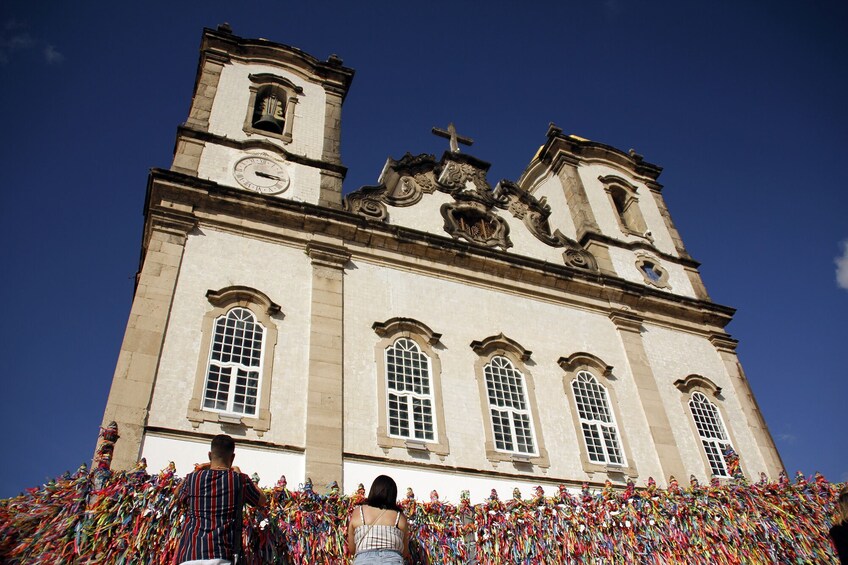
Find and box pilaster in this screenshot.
[646,183,690,259]
[554,157,615,275]
[609,310,686,484]
[304,239,350,488]
[318,170,345,209]
[709,333,785,477]
[184,52,228,133]
[99,213,194,470]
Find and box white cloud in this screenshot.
[0,20,33,65]
[776,432,797,444]
[1,20,63,66]
[43,44,64,64]
[836,240,848,290]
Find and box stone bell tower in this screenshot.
[99,25,354,485]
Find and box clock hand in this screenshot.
[255,171,282,181]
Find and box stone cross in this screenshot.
[432,122,474,153]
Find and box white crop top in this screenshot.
[354,506,404,553]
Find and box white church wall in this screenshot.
[141,432,305,488]
[207,62,327,161]
[146,228,313,448]
[607,246,698,298]
[343,259,667,484]
[577,163,678,258]
[641,324,769,480]
[345,460,574,504]
[380,190,453,234]
[497,212,567,265]
[196,144,320,204]
[528,172,579,242]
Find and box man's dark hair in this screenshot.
[210,434,235,461]
[366,475,399,510]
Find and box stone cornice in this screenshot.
[540,124,663,185]
[709,332,739,353]
[174,125,348,176]
[608,310,644,333]
[579,230,702,269]
[199,28,355,101]
[142,168,737,334]
[306,240,350,268]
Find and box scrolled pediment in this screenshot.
[673,374,722,398]
[372,317,442,345]
[470,333,532,361]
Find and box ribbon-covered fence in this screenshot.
[0,424,842,563]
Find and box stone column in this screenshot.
[185,52,227,132]
[609,310,686,484]
[553,155,615,275]
[709,333,785,478]
[318,87,346,209]
[304,239,350,489]
[99,212,194,470]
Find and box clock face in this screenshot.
[233,156,290,195]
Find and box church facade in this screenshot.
[99,26,783,500]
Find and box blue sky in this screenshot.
[0,1,845,498]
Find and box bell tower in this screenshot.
[172,24,353,206]
[99,25,354,474]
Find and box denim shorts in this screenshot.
[354,549,403,564]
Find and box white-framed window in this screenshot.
[385,338,435,441]
[689,391,732,477]
[484,356,537,455]
[372,317,450,456]
[572,371,624,465]
[202,307,265,416]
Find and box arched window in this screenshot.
[187,286,280,434]
[599,175,648,237]
[572,371,624,465]
[373,318,450,456]
[484,356,536,455]
[385,338,435,441]
[689,391,732,477]
[203,307,265,416]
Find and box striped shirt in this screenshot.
[176,469,263,562]
[354,506,405,553]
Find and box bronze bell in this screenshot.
[253,113,284,134]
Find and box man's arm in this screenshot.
[239,472,267,507]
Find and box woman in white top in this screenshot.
[347,475,410,564]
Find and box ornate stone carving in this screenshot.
[441,202,511,249]
[343,185,388,221]
[563,245,598,271]
[343,149,597,270]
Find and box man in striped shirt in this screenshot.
[176,434,267,565]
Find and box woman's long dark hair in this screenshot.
[366,475,400,510]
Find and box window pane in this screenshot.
[690,393,731,476]
[484,356,536,455]
[386,339,434,441]
[573,372,623,465]
[203,307,266,415]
